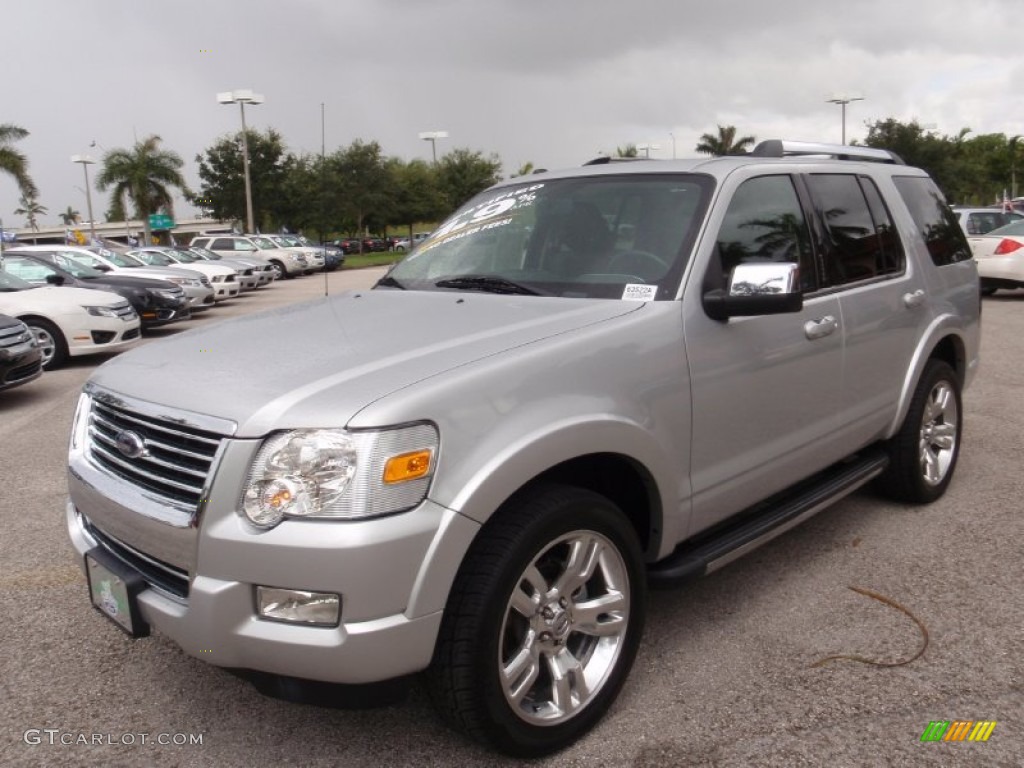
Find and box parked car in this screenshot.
[185,246,275,288]
[964,218,1024,294]
[1,250,190,330]
[264,234,327,273]
[361,236,387,253]
[189,235,307,279]
[129,248,241,301]
[66,140,979,757]
[0,312,43,391]
[392,232,431,252]
[952,206,1023,236]
[0,270,140,369]
[12,245,216,313]
[332,237,362,255]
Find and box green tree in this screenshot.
[96,136,187,245]
[695,125,756,156]
[0,123,38,199]
[326,140,394,241]
[435,147,502,211]
[14,196,47,230]
[105,192,127,223]
[194,128,288,231]
[512,161,535,177]
[385,157,448,239]
[60,205,80,225]
[615,144,638,158]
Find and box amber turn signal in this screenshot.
[382,450,433,484]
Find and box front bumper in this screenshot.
[67,433,479,684]
[67,317,141,358]
[0,341,43,390]
[212,281,241,300]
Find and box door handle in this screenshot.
[903,289,926,308]
[804,315,837,340]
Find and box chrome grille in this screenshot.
[87,398,224,510]
[0,322,33,349]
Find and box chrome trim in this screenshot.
[85,383,235,437]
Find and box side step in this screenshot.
[647,449,889,588]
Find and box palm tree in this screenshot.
[60,205,81,225]
[0,123,39,199]
[695,125,757,157]
[96,135,187,245]
[14,196,47,231]
[615,144,639,158]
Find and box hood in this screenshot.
[0,284,130,310]
[89,289,641,437]
[116,265,205,281]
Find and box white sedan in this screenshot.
[0,270,140,369]
[966,219,1024,294]
[130,248,241,301]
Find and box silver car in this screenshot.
[186,246,274,288]
[66,140,979,757]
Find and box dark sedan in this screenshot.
[1,250,191,330]
[0,312,43,391]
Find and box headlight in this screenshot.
[83,305,119,318]
[241,424,438,528]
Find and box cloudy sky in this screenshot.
[2,0,1021,230]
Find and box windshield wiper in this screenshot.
[375,274,406,290]
[434,275,543,296]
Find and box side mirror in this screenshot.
[45,273,66,286]
[703,262,803,321]
[94,264,112,273]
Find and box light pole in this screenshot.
[418,130,448,163]
[826,94,864,144]
[669,132,676,160]
[217,89,265,233]
[71,155,97,244]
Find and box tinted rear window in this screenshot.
[892,176,971,266]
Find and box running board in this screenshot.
[647,449,889,588]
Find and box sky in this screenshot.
[3,0,1023,230]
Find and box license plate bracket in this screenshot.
[85,548,150,638]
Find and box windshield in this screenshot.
[85,248,144,268]
[166,249,198,262]
[130,250,174,267]
[385,175,712,300]
[0,271,34,291]
[190,247,220,260]
[3,253,103,281]
[250,237,276,249]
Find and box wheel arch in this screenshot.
[888,317,967,438]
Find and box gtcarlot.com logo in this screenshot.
[24,729,204,746]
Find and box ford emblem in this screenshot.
[114,430,147,459]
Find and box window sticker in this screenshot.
[622,284,657,301]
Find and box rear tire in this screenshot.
[25,318,69,370]
[427,484,646,758]
[877,359,962,503]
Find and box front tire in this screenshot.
[25,318,69,370]
[428,485,646,758]
[877,359,962,503]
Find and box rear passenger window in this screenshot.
[806,174,904,286]
[715,175,816,292]
[211,238,234,250]
[892,177,972,266]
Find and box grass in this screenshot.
[341,252,403,270]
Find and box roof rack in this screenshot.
[751,140,905,165]
[582,156,647,166]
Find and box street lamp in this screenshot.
[418,130,448,163]
[217,89,265,234]
[826,93,864,144]
[669,132,676,160]
[70,155,97,244]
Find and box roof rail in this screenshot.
[752,140,905,165]
[582,156,647,166]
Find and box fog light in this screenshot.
[256,587,340,626]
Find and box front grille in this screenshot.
[4,358,41,383]
[87,398,224,510]
[83,515,190,599]
[0,323,33,349]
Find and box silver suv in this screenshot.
[190,234,308,279]
[67,141,980,757]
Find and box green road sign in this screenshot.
[148,214,174,230]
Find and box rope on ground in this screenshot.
[811,586,929,668]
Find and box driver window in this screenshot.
[715,175,815,292]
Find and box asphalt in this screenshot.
[0,274,1021,768]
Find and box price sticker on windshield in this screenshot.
[622,284,657,301]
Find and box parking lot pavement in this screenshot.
[0,284,1021,768]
